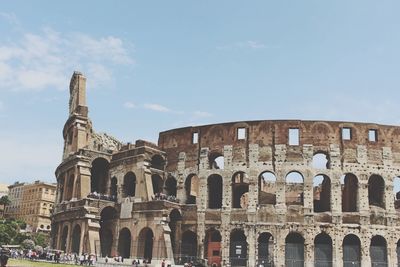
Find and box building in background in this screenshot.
[0,183,9,218]
[5,181,56,232]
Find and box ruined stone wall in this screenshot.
[159,120,400,267]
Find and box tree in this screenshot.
[32,232,49,248]
[21,239,35,250]
[0,196,11,218]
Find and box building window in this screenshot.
[369,129,377,142]
[289,128,300,146]
[192,132,199,144]
[237,128,246,140]
[342,128,351,140]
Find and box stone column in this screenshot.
[360,233,370,266]
[275,229,286,267]
[304,231,314,267]
[246,227,256,267]
[221,227,230,267]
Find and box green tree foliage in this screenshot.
[0,196,11,206]
[21,239,35,250]
[32,232,49,248]
[0,218,29,246]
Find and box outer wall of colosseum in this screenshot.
[52,72,400,267]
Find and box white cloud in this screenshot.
[0,27,133,91]
[124,101,136,109]
[217,40,267,50]
[144,103,171,113]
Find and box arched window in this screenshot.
[71,225,81,254]
[394,176,400,210]
[150,155,165,170]
[185,174,198,204]
[313,175,331,212]
[285,233,304,266]
[110,177,117,198]
[341,174,358,212]
[138,228,154,261]
[232,172,249,208]
[100,207,117,257]
[312,152,330,169]
[169,209,182,254]
[230,230,247,266]
[60,226,68,252]
[91,158,109,194]
[343,234,360,266]
[165,176,177,197]
[370,236,387,266]
[208,174,222,209]
[314,233,332,267]
[286,172,304,206]
[259,171,277,205]
[258,233,273,266]
[209,152,224,170]
[205,229,221,267]
[123,172,136,197]
[368,175,385,209]
[151,174,163,195]
[118,228,131,259]
[182,231,197,263]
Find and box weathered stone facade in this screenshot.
[52,72,400,266]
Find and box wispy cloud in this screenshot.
[217,40,267,50]
[144,103,171,113]
[0,12,19,26]
[0,26,134,91]
[123,101,136,109]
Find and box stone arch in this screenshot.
[151,174,163,195]
[368,174,385,209]
[118,228,131,259]
[396,239,400,266]
[71,224,81,254]
[185,174,198,204]
[138,227,154,262]
[285,171,304,206]
[150,154,165,170]
[208,174,222,209]
[257,232,273,266]
[209,151,224,170]
[343,234,361,266]
[341,173,358,212]
[100,206,117,257]
[165,176,177,196]
[110,176,118,198]
[232,171,249,208]
[230,229,247,266]
[205,229,222,267]
[181,230,197,263]
[123,172,136,197]
[258,171,277,205]
[314,232,332,267]
[285,232,304,266]
[91,157,109,194]
[60,225,68,252]
[393,176,400,210]
[312,152,330,169]
[370,235,387,266]
[169,209,182,254]
[313,174,331,212]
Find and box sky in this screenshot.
[1,1,400,185]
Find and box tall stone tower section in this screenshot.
[62,71,91,159]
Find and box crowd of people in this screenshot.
[152,193,179,203]
[87,192,117,201]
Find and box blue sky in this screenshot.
[1,1,400,184]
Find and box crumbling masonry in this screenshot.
[52,72,400,267]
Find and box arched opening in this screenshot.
[100,206,117,257]
[314,233,332,267]
[208,174,222,209]
[66,175,74,201]
[313,175,331,212]
[151,174,163,195]
[343,234,360,266]
[165,176,177,197]
[138,228,154,262]
[230,229,247,267]
[341,174,358,212]
[185,174,198,204]
[71,225,81,254]
[181,231,197,264]
[118,228,131,259]
[151,154,165,170]
[60,226,68,252]
[257,232,273,267]
[312,152,330,169]
[285,172,304,206]
[123,172,136,197]
[258,171,277,205]
[110,177,118,198]
[205,229,221,267]
[91,158,109,194]
[209,152,224,169]
[370,235,387,266]
[396,239,400,266]
[285,232,304,267]
[169,209,182,255]
[232,172,249,208]
[59,177,65,202]
[393,177,400,210]
[368,175,385,209]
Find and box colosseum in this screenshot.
[52,71,400,267]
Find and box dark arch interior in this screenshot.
[230,230,247,266]
[258,172,277,205]
[139,228,154,262]
[71,225,81,253]
[91,158,109,194]
[208,174,222,209]
[110,177,118,198]
[232,172,249,208]
[165,176,177,196]
[343,234,361,265]
[151,174,163,195]
[368,175,385,208]
[181,231,197,263]
[285,233,304,266]
[342,174,358,212]
[151,155,165,170]
[100,207,117,257]
[123,172,136,197]
[118,228,131,259]
[314,233,332,267]
[185,174,197,204]
[169,209,182,254]
[313,175,331,212]
[205,229,222,267]
[60,226,68,252]
[209,152,224,169]
[370,236,387,265]
[258,233,273,265]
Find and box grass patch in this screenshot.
[8,259,74,267]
